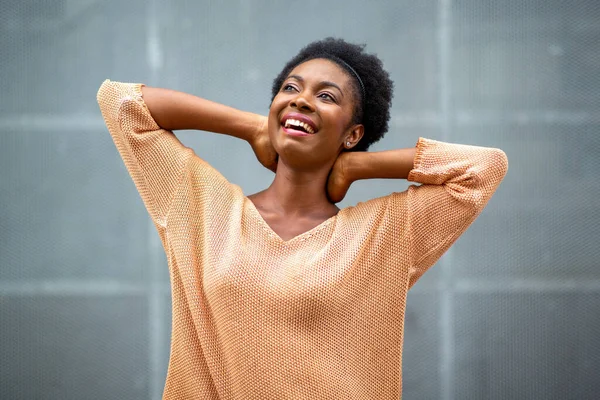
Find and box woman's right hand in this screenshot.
[249,116,278,172]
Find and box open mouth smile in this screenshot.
[280,113,318,136]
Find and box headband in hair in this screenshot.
[332,57,366,102]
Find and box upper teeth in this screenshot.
[284,119,315,134]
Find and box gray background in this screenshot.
[1,0,599,399]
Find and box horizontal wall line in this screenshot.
[0,114,105,131]
[391,110,600,128]
[453,110,600,126]
[1,279,599,296]
[0,280,170,296]
[1,110,599,131]
[454,279,600,293]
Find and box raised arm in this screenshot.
[140,85,263,139]
[327,146,416,203]
[403,138,507,285]
[329,137,508,287]
[140,85,276,171]
[97,80,274,228]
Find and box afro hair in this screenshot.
[271,37,394,152]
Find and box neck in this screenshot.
[261,159,338,218]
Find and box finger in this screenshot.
[327,183,342,203]
[332,190,346,203]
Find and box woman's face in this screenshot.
[268,58,363,171]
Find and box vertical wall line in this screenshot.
[437,0,454,399]
[147,1,165,399]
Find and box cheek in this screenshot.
[323,111,351,140]
[268,96,286,123]
[267,109,284,150]
[267,104,279,128]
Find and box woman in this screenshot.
[97,38,507,399]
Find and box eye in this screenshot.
[282,84,297,92]
[318,92,336,102]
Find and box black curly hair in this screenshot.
[270,37,394,152]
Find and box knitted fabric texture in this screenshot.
[97,80,508,399]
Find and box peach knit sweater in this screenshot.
[97,80,508,399]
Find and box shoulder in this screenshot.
[180,155,245,202]
[339,192,409,228]
[342,191,408,214]
[332,192,411,247]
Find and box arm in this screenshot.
[345,147,417,179]
[329,138,508,287]
[404,138,507,286]
[98,80,194,227]
[140,85,263,139]
[141,85,276,171]
[96,80,273,228]
[327,147,416,203]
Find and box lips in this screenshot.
[280,113,318,134]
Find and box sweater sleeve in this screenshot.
[403,137,508,288]
[97,79,194,228]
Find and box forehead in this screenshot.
[287,58,352,88]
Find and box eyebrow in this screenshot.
[287,75,344,97]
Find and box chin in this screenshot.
[278,149,334,174]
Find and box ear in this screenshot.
[344,124,364,149]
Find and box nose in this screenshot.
[290,91,315,112]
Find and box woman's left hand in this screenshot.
[327,152,354,203]
[249,116,278,173]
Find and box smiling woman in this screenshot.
[97,37,508,399]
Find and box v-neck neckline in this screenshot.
[244,197,340,245]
